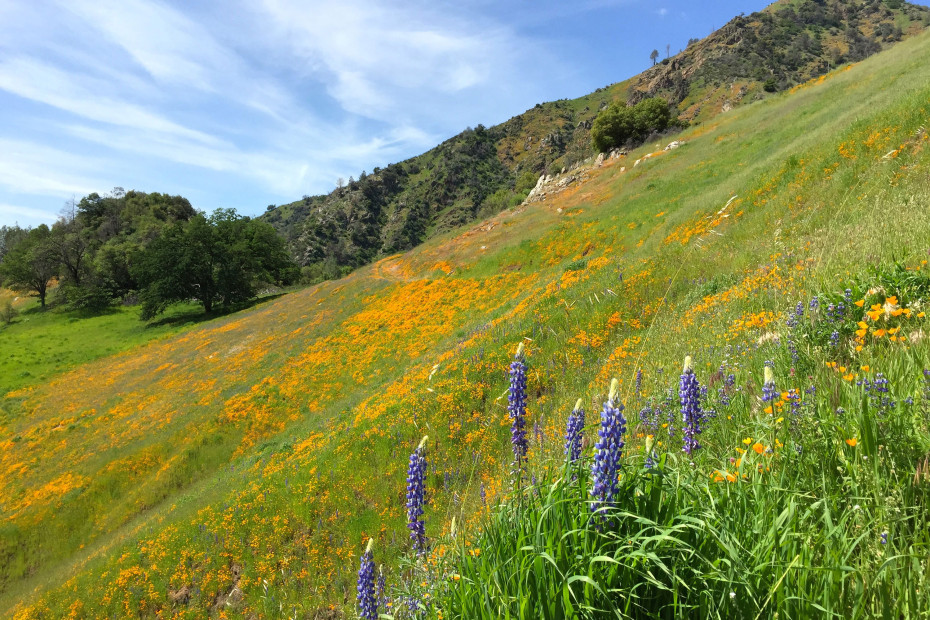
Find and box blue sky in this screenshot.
[0,0,772,227]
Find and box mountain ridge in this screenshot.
[262,0,930,280]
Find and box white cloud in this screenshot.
[254,0,524,122]
[0,139,108,198]
[0,56,220,145]
[0,203,58,224]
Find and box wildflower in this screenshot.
[590,379,626,517]
[680,356,703,455]
[357,539,377,620]
[846,438,858,447]
[762,364,777,404]
[376,566,387,611]
[635,369,643,398]
[830,331,840,347]
[407,436,428,553]
[644,434,656,469]
[881,532,888,545]
[509,343,529,467]
[752,443,765,455]
[564,398,585,463]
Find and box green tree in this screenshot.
[0,224,27,263]
[591,104,635,153]
[650,49,659,65]
[591,97,675,153]
[0,224,59,308]
[631,97,673,139]
[133,210,296,319]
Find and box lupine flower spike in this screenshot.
[762,364,777,405]
[564,398,586,463]
[509,342,529,470]
[406,435,428,554]
[644,434,656,469]
[680,356,703,456]
[357,538,377,620]
[590,379,626,519]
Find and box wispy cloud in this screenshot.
[0,203,59,224]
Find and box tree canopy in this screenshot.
[133,210,297,319]
[590,97,676,153]
[0,189,297,319]
[0,224,59,307]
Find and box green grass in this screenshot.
[0,295,287,397]
[4,29,930,620]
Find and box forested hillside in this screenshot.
[263,0,930,282]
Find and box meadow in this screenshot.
[3,28,930,619]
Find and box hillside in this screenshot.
[263,0,930,282]
[4,22,930,617]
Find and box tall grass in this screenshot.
[424,301,930,618]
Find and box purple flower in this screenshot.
[406,436,428,553]
[590,379,626,517]
[357,539,377,620]
[635,369,643,398]
[376,566,387,611]
[829,330,840,347]
[762,364,777,404]
[509,343,529,467]
[564,398,586,463]
[680,356,702,456]
[809,296,819,310]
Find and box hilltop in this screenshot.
[262,0,930,281]
[3,17,930,617]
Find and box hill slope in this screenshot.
[4,25,930,618]
[262,0,930,281]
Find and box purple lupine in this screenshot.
[357,539,377,620]
[406,436,428,553]
[635,369,643,398]
[829,330,840,347]
[564,398,586,463]
[509,343,529,467]
[590,379,626,517]
[644,435,656,470]
[376,565,387,612]
[665,387,677,438]
[762,363,778,405]
[809,296,819,310]
[680,356,703,456]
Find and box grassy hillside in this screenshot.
[4,26,930,619]
[263,0,929,284]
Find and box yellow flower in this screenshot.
[845,438,858,447]
[860,365,870,372]
[742,437,753,445]
[752,443,765,454]
[854,299,865,307]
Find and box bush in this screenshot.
[0,298,16,325]
[591,97,675,153]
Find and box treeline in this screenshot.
[265,125,537,283]
[0,189,296,319]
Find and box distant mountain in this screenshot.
[262,0,930,280]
